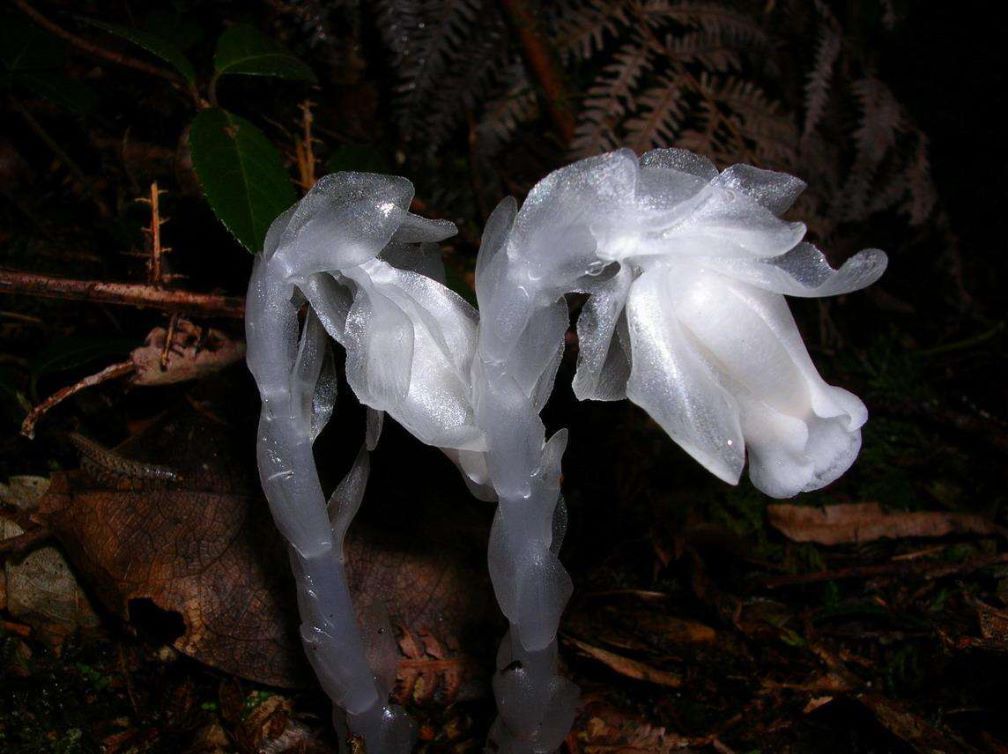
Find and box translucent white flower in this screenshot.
[502,148,887,498]
[248,172,489,496]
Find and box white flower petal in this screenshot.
[572,264,634,401]
[640,147,718,180]
[673,273,815,418]
[709,243,888,297]
[511,150,639,289]
[345,259,483,451]
[390,213,457,243]
[342,282,415,409]
[510,299,568,412]
[476,196,517,306]
[714,164,806,215]
[671,272,868,496]
[275,173,414,277]
[301,272,353,345]
[738,393,863,498]
[624,268,745,484]
[361,259,478,377]
[666,185,807,259]
[262,204,297,261]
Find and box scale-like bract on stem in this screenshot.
[246,150,885,753]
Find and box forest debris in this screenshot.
[20,319,244,438]
[30,399,495,694]
[20,361,134,439]
[764,551,1008,589]
[569,699,718,753]
[767,502,1005,546]
[566,637,683,688]
[974,599,1008,646]
[620,610,716,646]
[567,597,716,656]
[395,626,477,706]
[855,694,975,754]
[130,319,244,386]
[0,268,245,318]
[1,475,100,645]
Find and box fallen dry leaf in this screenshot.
[130,319,244,386]
[767,502,1005,546]
[566,637,682,688]
[1,475,100,644]
[32,396,496,696]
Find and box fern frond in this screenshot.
[642,2,771,51]
[801,23,841,143]
[623,76,686,153]
[695,73,796,167]
[851,76,902,163]
[904,135,936,224]
[572,41,655,155]
[665,30,742,71]
[476,67,540,154]
[552,0,629,61]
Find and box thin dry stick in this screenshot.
[0,526,52,558]
[137,182,172,287]
[498,0,576,145]
[21,361,135,439]
[0,269,245,318]
[13,0,182,85]
[159,312,179,369]
[295,100,318,192]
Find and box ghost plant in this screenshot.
[246,150,886,753]
[245,173,487,752]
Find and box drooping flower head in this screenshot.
[485,149,886,498]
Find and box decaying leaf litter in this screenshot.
[2,1,1006,752]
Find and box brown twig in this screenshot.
[0,269,245,318]
[294,99,318,193]
[21,360,135,439]
[159,312,179,369]
[13,0,182,85]
[137,181,172,287]
[498,0,576,146]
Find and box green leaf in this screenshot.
[82,18,196,84]
[214,24,315,82]
[189,108,297,253]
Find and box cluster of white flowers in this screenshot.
[245,149,886,753]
